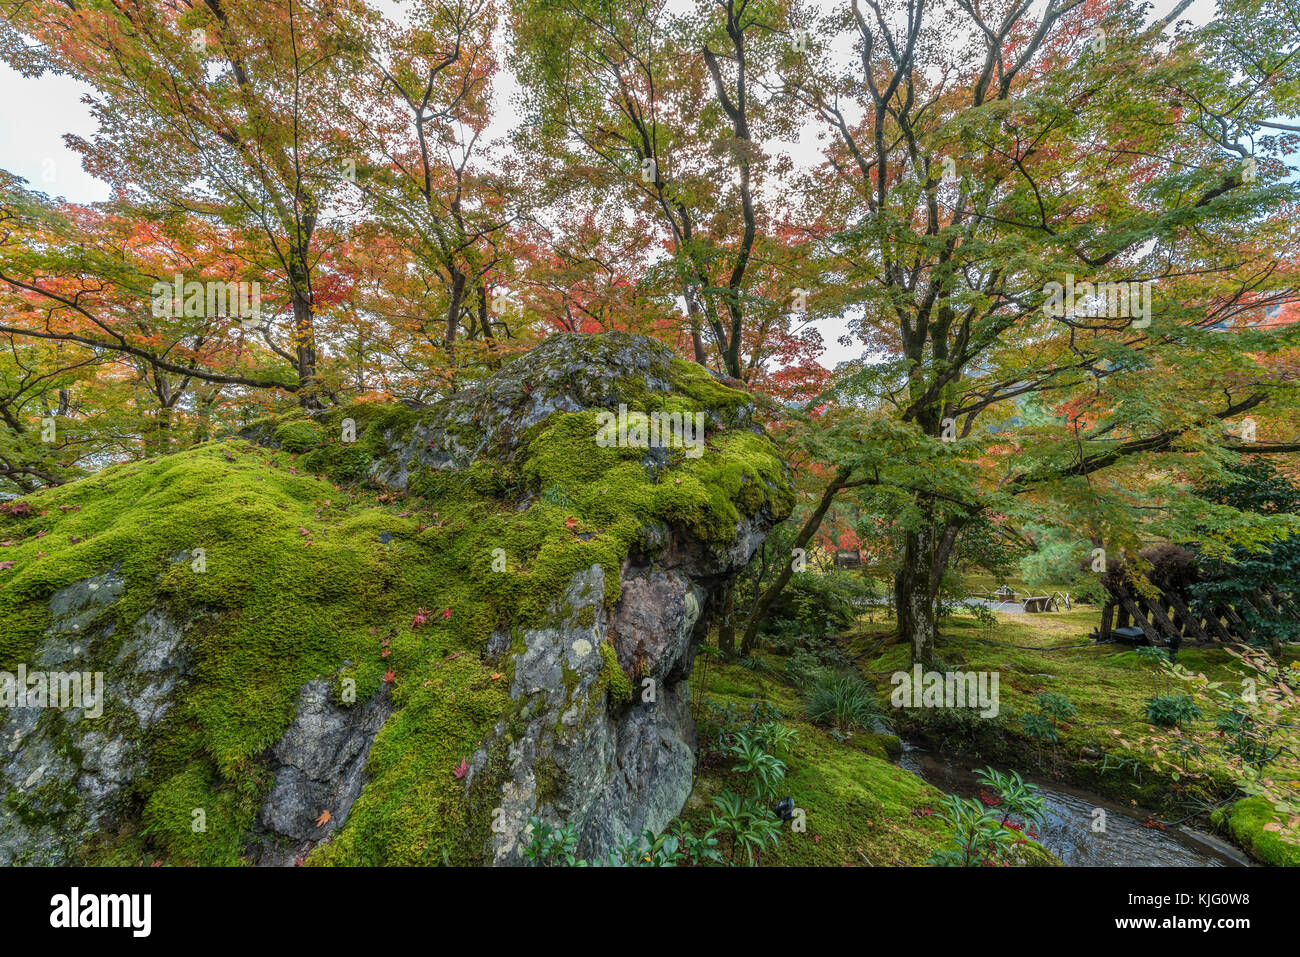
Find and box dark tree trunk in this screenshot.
[894,525,939,667]
[445,268,466,350]
[717,580,737,657]
[290,266,321,410]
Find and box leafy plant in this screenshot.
[803,671,889,733]
[727,730,788,801]
[1141,694,1203,728]
[1135,645,1172,693]
[973,767,1047,838]
[522,816,586,867]
[1019,692,1076,746]
[926,795,1024,867]
[1215,699,1279,769]
[540,484,577,510]
[708,791,783,865]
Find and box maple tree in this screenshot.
[0,0,1294,674]
[747,0,1300,663]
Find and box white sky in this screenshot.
[0,0,1226,369]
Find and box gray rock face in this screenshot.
[0,570,188,865]
[372,331,756,491]
[483,514,760,864]
[481,563,702,864]
[247,680,394,866]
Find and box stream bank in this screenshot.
[896,741,1249,866]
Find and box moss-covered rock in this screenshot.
[1217,797,1300,867]
[853,731,905,761]
[0,332,791,866]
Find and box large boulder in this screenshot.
[0,332,792,865]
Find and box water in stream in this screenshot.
[897,744,1248,867]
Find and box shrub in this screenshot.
[804,672,889,733]
[765,569,879,639]
[1142,694,1203,727]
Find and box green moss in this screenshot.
[521,411,791,555]
[0,346,790,865]
[854,731,904,760]
[139,761,264,866]
[1221,797,1300,867]
[599,641,633,705]
[273,420,324,454]
[689,659,946,865]
[856,608,1250,811]
[688,656,1064,866]
[1008,839,1063,867]
[0,443,414,862]
[666,358,754,416]
[533,755,566,807]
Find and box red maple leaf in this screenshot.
[452,759,469,779]
[441,608,452,619]
[382,668,396,683]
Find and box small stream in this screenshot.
[896,743,1249,867]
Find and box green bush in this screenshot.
[765,569,880,639]
[804,672,889,733]
[1142,694,1203,727]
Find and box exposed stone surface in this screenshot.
[372,331,757,491]
[480,563,701,864]
[0,572,189,864]
[247,679,394,866]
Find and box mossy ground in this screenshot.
[684,654,1058,866]
[0,360,789,865]
[1216,796,1300,867]
[851,606,1299,862]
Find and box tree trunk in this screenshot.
[717,580,737,657]
[895,525,938,667]
[290,268,321,410]
[445,268,466,350]
[683,292,708,366]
